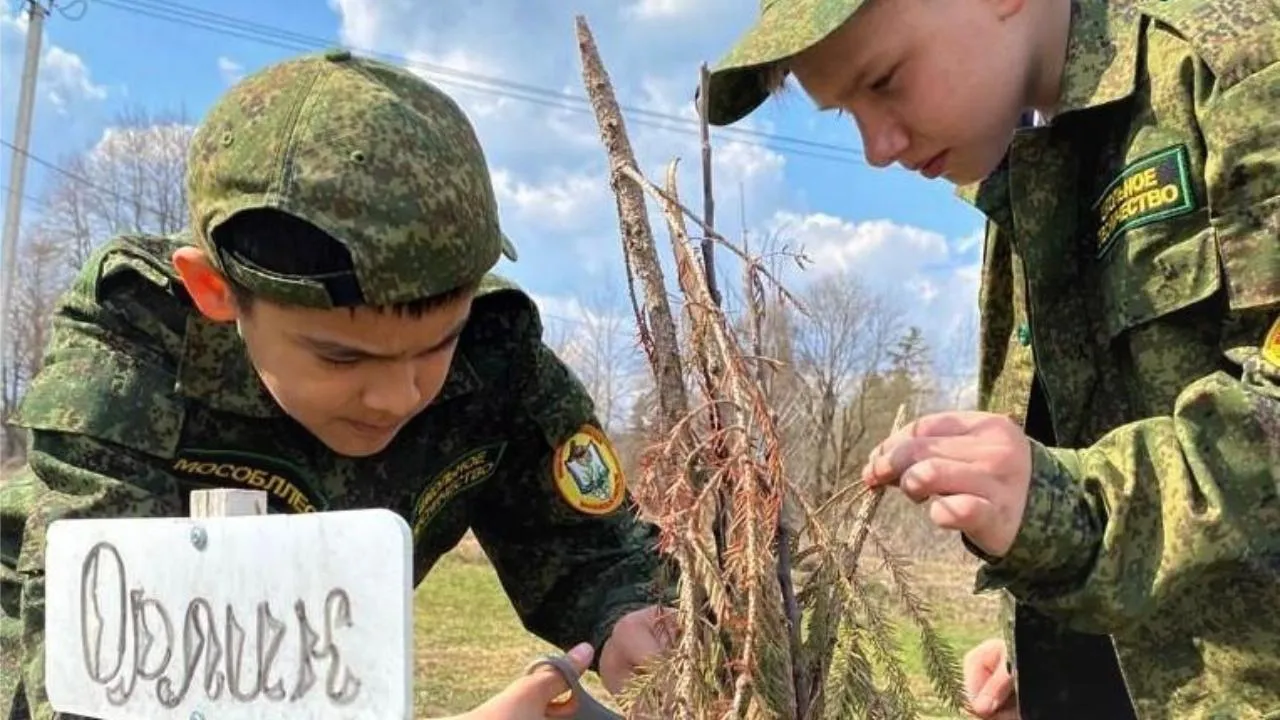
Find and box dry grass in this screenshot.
[413,542,618,718]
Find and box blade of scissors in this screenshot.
[524,654,626,720]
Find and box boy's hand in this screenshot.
[456,642,595,720]
[599,605,675,695]
[860,411,1032,558]
[963,638,1020,719]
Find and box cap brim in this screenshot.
[703,0,865,126]
[500,232,518,262]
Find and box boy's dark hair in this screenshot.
[211,209,478,317]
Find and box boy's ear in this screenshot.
[172,246,239,322]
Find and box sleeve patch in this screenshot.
[170,448,328,514]
[413,442,507,537]
[551,425,626,515]
[1094,144,1197,257]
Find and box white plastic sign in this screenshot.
[43,509,413,719]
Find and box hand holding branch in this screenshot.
[860,410,1033,558]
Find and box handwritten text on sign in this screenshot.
[43,509,413,720]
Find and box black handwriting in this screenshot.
[78,541,362,708]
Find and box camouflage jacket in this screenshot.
[962,0,1280,712]
[0,233,663,720]
[957,0,1280,717]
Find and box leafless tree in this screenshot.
[787,272,905,503]
[1,107,195,462]
[1,229,68,461]
[542,286,646,434]
[930,309,981,412]
[73,105,193,238]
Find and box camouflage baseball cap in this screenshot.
[704,0,864,126]
[186,48,517,308]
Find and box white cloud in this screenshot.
[907,277,940,304]
[317,0,981,405]
[530,292,632,346]
[954,226,985,255]
[89,122,196,163]
[767,211,983,387]
[622,0,741,23]
[624,0,690,20]
[713,139,786,186]
[492,168,609,232]
[531,293,595,326]
[42,46,108,105]
[770,212,951,284]
[324,0,789,241]
[404,48,513,117]
[217,56,245,85]
[326,0,404,50]
[531,291,647,430]
[1,5,107,116]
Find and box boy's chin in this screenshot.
[308,420,402,459]
[947,153,1006,187]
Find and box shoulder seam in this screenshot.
[1143,0,1280,90]
[12,348,186,459]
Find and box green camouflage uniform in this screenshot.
[704,0,1280,718]
[0,50,662,720]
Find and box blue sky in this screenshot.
[1,0,986,383]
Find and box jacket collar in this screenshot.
[956,0,1144,214]
[1053,0,1144,118]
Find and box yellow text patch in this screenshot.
[1094,145,1196,256]
[552,425,626,515]
[412,443,506,538]
[170,450,326,514]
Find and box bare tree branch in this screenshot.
[575,16,688,438]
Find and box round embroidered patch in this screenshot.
[552,425,626,515]
[1262,316,1280,367]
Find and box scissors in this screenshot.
[523,653,626,720]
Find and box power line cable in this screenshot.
[55,0,89,21]
[0,184,46,210]
[89,0,871,167]
[0,141,673,338]
[3,142,979,349]
[0,138,169,217]
[109,0,861,154]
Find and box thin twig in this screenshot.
[693,70,737,694]
[699,59,808,715]
[618,164,810,317]
[847,403,909,575]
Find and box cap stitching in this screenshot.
[348,61,438,153]
[200,62,327,261]
[272,60,331,210]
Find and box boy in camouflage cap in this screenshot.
[1,50,670,719]
[705,0,1280,718]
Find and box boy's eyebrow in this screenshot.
[815,65,869,111]
[299,313,470,359]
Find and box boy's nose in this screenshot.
[855,112,909,168]
[362,363,422,419]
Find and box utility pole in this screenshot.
[0,0,47,455]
